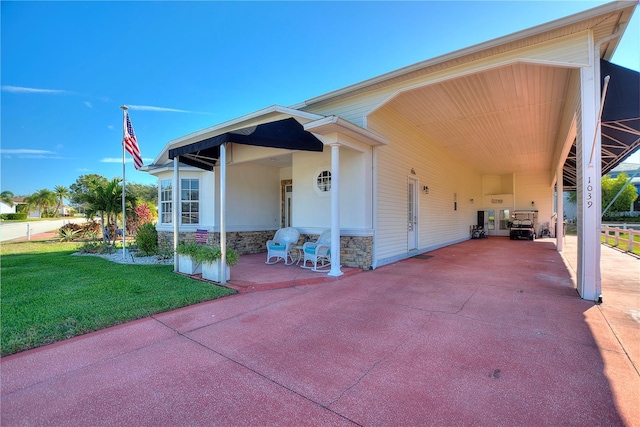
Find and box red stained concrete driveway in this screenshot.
[2,236,639,426]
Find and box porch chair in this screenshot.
[265,227,300,265]
[300,230,331,272]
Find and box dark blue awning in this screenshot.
[563,59,640,189]
[169,117,324,171]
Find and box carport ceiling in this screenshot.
[384,62,570,177]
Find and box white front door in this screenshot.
[487,209,510,236]
[408,177,419,250]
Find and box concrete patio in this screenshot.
[1,236,638,426]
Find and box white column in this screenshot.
[219,143,227,284]
[173,156,180,273]
[329,143,343,277]
[577,63,602,301]
[556,164,564,252]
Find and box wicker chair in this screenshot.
[265,227,300,265]
[300,230,331,272]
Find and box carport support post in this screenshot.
[329,143,343,277]
[576,62,602,301]
[219,143,227,284]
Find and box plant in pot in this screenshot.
[194,245,239,282]
[175,242,203,275]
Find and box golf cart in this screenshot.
[509,210,538,240]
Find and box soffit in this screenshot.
[380,62,571,176]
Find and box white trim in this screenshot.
[304,115,389,147]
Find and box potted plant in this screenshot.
[175,242,203,275]
[195,245,239,282]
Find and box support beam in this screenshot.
[576,63,602,301]
[556,163,564,252]
[219,143,227,284]
[329,143,343,277]
[173,157,179,273]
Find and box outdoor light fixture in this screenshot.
[422,186,429,194]
[470,198,474,204]
[531,201,535,206]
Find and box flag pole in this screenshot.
[120,105,128,260]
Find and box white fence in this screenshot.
[601,225,640,253]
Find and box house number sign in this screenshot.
[587,176,593,208]
[491,199,503,204]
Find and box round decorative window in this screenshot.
[316,170,331,192]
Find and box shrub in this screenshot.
[135,223,158,256]
[1,213,28,220]
[59,226,81,242]
[79,241,114,254]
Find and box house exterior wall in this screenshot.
[1,202,16,214]
[292,148,371,230]
[223,162,281,231]
[368,107,482,265]
[514,171,555,235]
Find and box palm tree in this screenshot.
[26,189,57,218]
[83,178,135,243]
[53,185,70,217]
[1,190,14,207]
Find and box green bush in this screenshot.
[1,213,28,220]
[135,223,158,255]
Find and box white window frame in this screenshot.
[180,178,200,225]
[160,179,172,224]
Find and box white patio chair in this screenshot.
[300,230,331,272]
[265,227,300,265]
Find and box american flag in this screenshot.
[123,111,143,170]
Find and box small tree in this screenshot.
[602,173,638,213]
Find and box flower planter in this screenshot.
[177,254,201,275]
[202,259,230,282]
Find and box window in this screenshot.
[181,178,199,224]
[160,179,172,224]
[316,170,331,192]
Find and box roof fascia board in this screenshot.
[304,115,389,146]
[300,1,635,108]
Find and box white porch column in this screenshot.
[173,156,180,272]
[577,62,602,301]
[329,143,343,277]
[219,143,227,284]
[556,163,564,252]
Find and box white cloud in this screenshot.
[84,101,93,108]
[107,125,114,130]
[0,148,65,159]
[126,104,208,114]
[1,85,69,94]
[1,149,56,155]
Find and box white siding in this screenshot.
[369,108,482,263]
[514,171,555,235]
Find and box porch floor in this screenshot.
[187,252,361,293]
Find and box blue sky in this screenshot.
[1,1,638,197]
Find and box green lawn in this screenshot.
[1,240,236,356]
